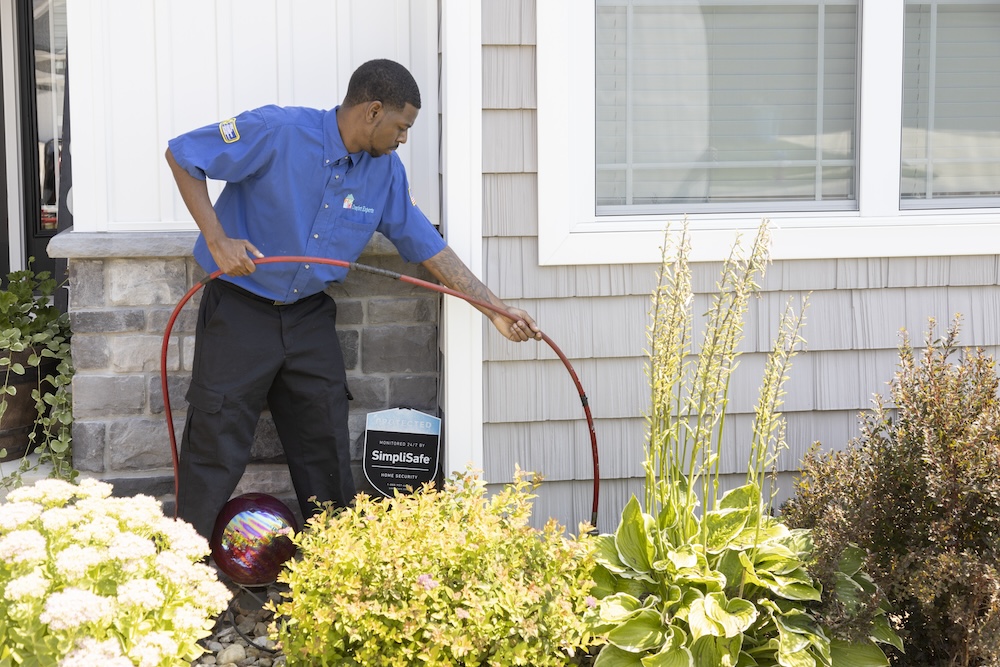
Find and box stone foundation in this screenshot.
[47,230,441,515]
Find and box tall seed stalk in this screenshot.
[643,221,806,551]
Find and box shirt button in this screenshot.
[325,159,330,164]
[313,234,319,239]
[324,203,329,208]
[335,175,340,180]
[293,289,299,293]
[304,264,310,270]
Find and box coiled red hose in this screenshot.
[160,256,600,526]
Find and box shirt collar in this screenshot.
[324,106,365,168]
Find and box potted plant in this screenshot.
[0,260,74,488]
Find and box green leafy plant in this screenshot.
[271,468,601,666]
[783,318,1000,666]
[0,261,74,489]
[0,478,231,666]
[588,222,898,667]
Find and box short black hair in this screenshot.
[343,59,421,111]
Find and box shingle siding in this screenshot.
[479,0,1000,534]
[482,0,536,46]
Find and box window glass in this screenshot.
[595,1,858,214]
[901,2,1000,207]
[32,0,67,232]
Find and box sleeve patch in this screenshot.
[219,118,240,143]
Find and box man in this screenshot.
[165,59,539,539]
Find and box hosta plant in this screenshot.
[0,478,231,667]
[589,222,899,667]
[271,468,601,666]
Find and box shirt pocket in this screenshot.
[334,208,380,257]
[336,207,378,232]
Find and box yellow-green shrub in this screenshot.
[272,469,600,666]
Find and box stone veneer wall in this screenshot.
[47,230,441,515]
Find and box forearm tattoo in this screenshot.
[427,248,499,313]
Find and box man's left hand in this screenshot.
[492,308,542,342]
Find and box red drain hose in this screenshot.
[160,255,600,527]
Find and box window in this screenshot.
[901,2,1000,207]
[537,1,1000,264]
[596,1,858,214]
[31,0,67,234]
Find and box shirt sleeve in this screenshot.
[378,154,446,264]
[167,107,275,183]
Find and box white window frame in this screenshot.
[537,0,1000,264]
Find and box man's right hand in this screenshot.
[165,147,265,278]
[206,236,265,277]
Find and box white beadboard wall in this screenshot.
[480,0,1000,534]
[66,0,438,233]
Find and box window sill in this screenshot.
[539,211,1000,265]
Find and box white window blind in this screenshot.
[595,0,859,215]
[901,1,1000,207]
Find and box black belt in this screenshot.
[216,279,314,307]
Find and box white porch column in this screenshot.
[439,0,483,474]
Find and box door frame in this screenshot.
[1,0,23,277]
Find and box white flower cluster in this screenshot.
[39,587,113,630]
[62,637,134,667]
[0,477,232,667]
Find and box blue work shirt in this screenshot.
[167,105,446,302]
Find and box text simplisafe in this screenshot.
[370,450,432,465]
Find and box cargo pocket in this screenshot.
[185,382,224,414]
[181,382,228,461]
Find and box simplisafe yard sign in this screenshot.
[363,408,441,497]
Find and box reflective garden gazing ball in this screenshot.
[210,493,300,587]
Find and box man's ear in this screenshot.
[365,101,383,123]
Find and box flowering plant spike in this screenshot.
[587,221,899,666]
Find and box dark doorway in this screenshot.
[0,38,9,279]
[17,0,67,279]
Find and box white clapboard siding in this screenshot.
[66,0,438,233]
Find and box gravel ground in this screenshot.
[191,584,286,667]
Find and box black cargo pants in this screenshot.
[176,279,355,539]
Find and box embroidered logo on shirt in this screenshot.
[343,193,375,214]
[409,187,417,206]
[219,118,240,143]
